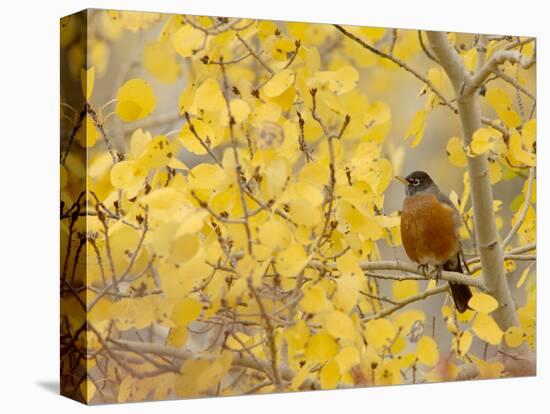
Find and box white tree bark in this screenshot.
[427,32,535,375]
[425,32,522,334]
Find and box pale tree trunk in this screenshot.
[426,32,534,374]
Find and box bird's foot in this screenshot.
[417,264,430,276]
[430,265,443,283]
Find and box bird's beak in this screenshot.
[395,176,409,185]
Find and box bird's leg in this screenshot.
[430,265,443,283]
[417,264,430,276]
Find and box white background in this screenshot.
[0,0,546,412]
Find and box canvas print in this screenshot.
[60,9,536,404]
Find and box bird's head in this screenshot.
[395,171,438,196]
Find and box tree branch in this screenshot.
[465,48,536,95]
[362,284,449,321]
[333,25,509,137]
[426,32,528,349]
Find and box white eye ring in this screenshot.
[411,178,420,186]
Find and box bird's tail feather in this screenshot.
[443,254,472,313]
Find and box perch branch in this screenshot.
[363,284,449,321]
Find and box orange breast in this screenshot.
[400,194,459,265]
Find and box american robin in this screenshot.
[395,171,472,313]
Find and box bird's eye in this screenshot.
[411,178,420,186]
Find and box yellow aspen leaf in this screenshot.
[392,280,418,301]
[138,135,174,169]
[456,308,475,323]
[129,128,152,158]
[78,114,98,148]
[60,165,68,189]
[305,333,339,363]
[276,242,310,279]
[393,309,425,332]
[271,37,295,60]
[374,214,400,228]
[263,68,296,97]
[117,376,134,403]
[445,312,458,334]
[516,265,531,288]
[315,65,359,95]
[509,131,536,167]
[417,336,439,367]
[469,355,504,379]
[472,313,503,345]
[169,233,201,264]
[447,32,457,45]
[257,219,291,252]
[171,297,202,326]
[290,362,313,391]
[335,273,362,313]
[505,260,516,273]
[108,10,161,32]
[167,326,189,347]
[325,311,355,340]
[469,127,495,155]
[364,318,396,348]
[143,39,180,84]
[110,160,147,193]
[264,157,290,199]
[404,110,428,147]
[284,320,310,349]
[522,119,536,150]
[300,284,330,314]
[462,48,478,72]
[168,156,188,171]
[178,82,197,114]
[115,78,156,122]
[500,109,521,129]
[452,330,473,357]
[488,160,502,184]
[485,87,521,128]
[486,87,512,111]
[179,118,220,154]
[192,78,225,113]
[81,66,95,99]
[80,378,96,403]
[504,326,525,348]
[196,352,233,392]
[428,67,442,89]
[468,292,499,313]
[227,278,247,307]
[289,199,321,227]
[446,136,467,167]
[364,101,391,126]
[225,332,252,350]
[88,298,113,323]
[229,98,251,123]
[334,346,360,373]
[250,102,282,126]
[172,25,206,57]
[320,359,341,389]
[390,335,406,354]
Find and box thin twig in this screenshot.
[219,58,253,254]
[183,112,223,167]
[502,167,535,248]
[247,278,283,390]
[362,284,449,321]
[236,33,274,75]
